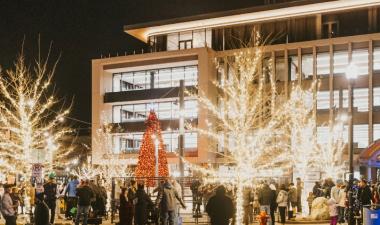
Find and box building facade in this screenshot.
[92,0,380,178]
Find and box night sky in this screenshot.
[0,0,266,131]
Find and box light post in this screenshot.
[345,63,358,225]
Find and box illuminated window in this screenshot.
[301,54,313,79]
[353,88,368,112]
[317,53,330,77]
[112,100,197,123]
[354,125,368,148]
[333,51,348,75]
[333,90,340,108]
[112,131,197,153]
[317,126,329,144]
[373,124,380,141]
[289,55,298,81]
[374,87,380,107]
[373,47,380,71]
[352,49,368,75]
[317,91,330,110]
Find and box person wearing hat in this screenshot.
[1,184,17,225]
[34,193,50,225]
[43,172,58,224]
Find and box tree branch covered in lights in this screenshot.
[0,50,71,174]
[185,34,299,224]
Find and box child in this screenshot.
[327,198,338,225]
[307,192,314,215]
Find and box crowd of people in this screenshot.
[0,174,107,225]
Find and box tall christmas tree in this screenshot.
[135,111,169,186]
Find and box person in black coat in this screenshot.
[134,184,153,225]
[34,193,50,225]
[119,187,134,225]
[359,179,372,206]
[206,185,234,225]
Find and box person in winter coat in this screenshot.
[206,185,234,225]
[119,187,133,225]
[337,185,346,224]
[359,179,372,206]
[276,184,288,225]
[75,179,95,225]
[1,185,17,225]
[34,193,50,225]
[327,198,338,225]
[296,178,303,213]
[64,175,79,219]
[134,184,153,225]
[288,183,297,214]
[156,179,186,225]
[330,182,341,203]
[269,184,278,225]
[43,174,58,224]
[258,183,276,216]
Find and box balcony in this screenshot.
[104,86,197,103]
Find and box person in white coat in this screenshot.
[337,184,346,224]
[276,184,288,225]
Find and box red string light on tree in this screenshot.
[135,110,169,186]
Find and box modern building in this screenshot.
[92,0,380,179]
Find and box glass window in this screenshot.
[354,124,368,148]
[113,74,122,92]
[185,132,197,149]
[333,51,348,75]
[352,49,368,75]
[112,100,198,123]
[156,69,171,88]
[193,29,206,48]
[342,90,349,108]
[172,67,185,87]
[113,105,121,123]
[301,54,313,79]
[353,88,368,112]
[162,133,173,152]
[120,72,134,91]
[333,90,340,108]
[374,124,380,141]
[158,102,172,119]
[317,52,330,77]
[167,33,179,51]
[374,47,380,71]
[374,87,380,106]
[289,55,298,81]
[121,105,134,122]
[133,71,148,89]
[112,136,121,154]
[275,57,286,82]
[179,31,192,41]
[185,100,198,118]
[317,91,330,110]
[185,66,198,86]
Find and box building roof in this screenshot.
[124,0,380,43]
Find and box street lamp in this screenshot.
[345,63,358,225]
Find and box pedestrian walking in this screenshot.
[119,187,133,225]
[134,184,153,225]
[34,193,50,225]
[1,185,17,225]
[206,185,234,225]
[269,184,277,225]
[327,198,338,225]
[64,175,79,220]
[258,182,276,222]
[43,173,58,224]
[337,185,346,224]
[276,184,288,225]
[288,183,297,215]
[75,179,94,225]
[156,179,186,225]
